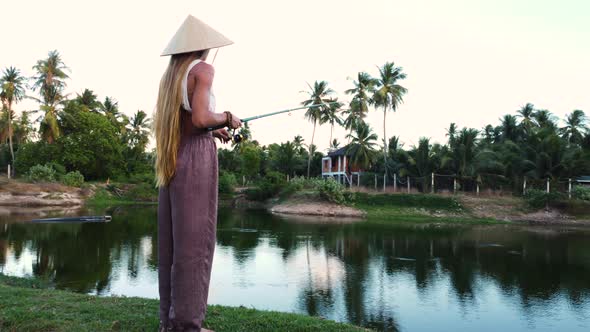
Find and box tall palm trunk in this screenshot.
[329,123,333,148]
[307,122,316,178]
[383,106,388,180]
[7,102,14,169]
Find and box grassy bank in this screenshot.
[0,275,366,332]
[352,192,501,224]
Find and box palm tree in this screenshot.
[330,138,340,151]
[32,50,69,101]
[560,110,588,145]
[446,123,457,146]
[500,114,519,142]
[534,109,558,131]
[345,72,376,117]
[320,99,343,146]
[101,96,129,134]
[76,89,102,112]
[301,81,334,177]
[14,111,34,144]
[31,51,69,143]
[517,103,536,133]
[128,110,151,151]
[373,62,407,179]
[346,122,378,169]
[0,66,27,165]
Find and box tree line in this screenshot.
[0,50,152,180]
[2,51,588,192]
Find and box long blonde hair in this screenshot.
[153,51,204,187]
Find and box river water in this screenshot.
[1,206,589,331]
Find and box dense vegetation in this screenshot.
[1,50,588,198]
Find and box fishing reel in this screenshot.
[229,128,247,144]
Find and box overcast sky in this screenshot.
[1,0,589,151]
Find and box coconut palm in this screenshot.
[345,72,376,117]
[31,85,67,143]
[320,99,343,146]
[128,110,151,150]
[14,111,34,144]
[301,80,334,177]
[373,62,407,178]
[75,89,102,112]
[500,114,519,142]
[346,122,378,170]
[446,123,457,146]
[517,103,536,133]
[32,50,69,100]
[101,96,129,134]
[560,109,588,145]
[0,67,27,165]
[330,138,340,151]
[534,109,558,131]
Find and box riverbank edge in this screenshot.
[0,274,367,332]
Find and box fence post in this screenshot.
[453,178,457,194]
[431,173,434,194]
[568,178,572,199]
[383,174,386,192]
[357,174,360,187]
[7,164,10,180]
[287,174,290,182]
[394,173,397,192]
[476,183,480,196]
[546,178,550,193]
[374,174,377,190]
[523,177,527,196]
[407,176,410,193]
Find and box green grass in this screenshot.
[352,192,503,225]
[0,275,366,332]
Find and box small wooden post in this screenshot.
[7,164,10,179]
[523,177,527,196]
[568,178,572,199]
[374,174,377,190]
[357,174,360,187]
[453,178,457,194]
[431,173,434,194]
[407,176,410,193]
[383,174,386,192]
[546,178,550,194]
[476,183,480,196]
[287,174,290,182]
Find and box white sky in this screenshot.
[1,0,589,151]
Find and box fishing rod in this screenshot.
[208,101,340,143]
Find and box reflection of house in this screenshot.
[576,176,590,186]
[321,146,363,185]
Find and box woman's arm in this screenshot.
[190,65,240,129]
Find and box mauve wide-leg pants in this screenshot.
[158,133,218,332]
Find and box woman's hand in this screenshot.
[226,112,242,129]
[213,129,232,143]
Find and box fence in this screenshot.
[347,172,583,198]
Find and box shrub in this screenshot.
[219,171,238,195]
[317,177,347,204]
[26,164,57,182]
[572,186,590,201]
[245,171,287,201]
[124,183,158,202]
[524,189,564,209]
[63,171,85,187]
[45,162,67,180]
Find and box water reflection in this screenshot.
[1,207,590,331]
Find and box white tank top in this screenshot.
[181,59,216,113]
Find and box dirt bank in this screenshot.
[270,201,366,218]
[458,195,590,226]
[0,180,90,207]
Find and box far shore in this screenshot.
[1,178,590,226]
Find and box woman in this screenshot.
[154,15,240,332]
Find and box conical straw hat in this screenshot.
[161,15,233,56]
